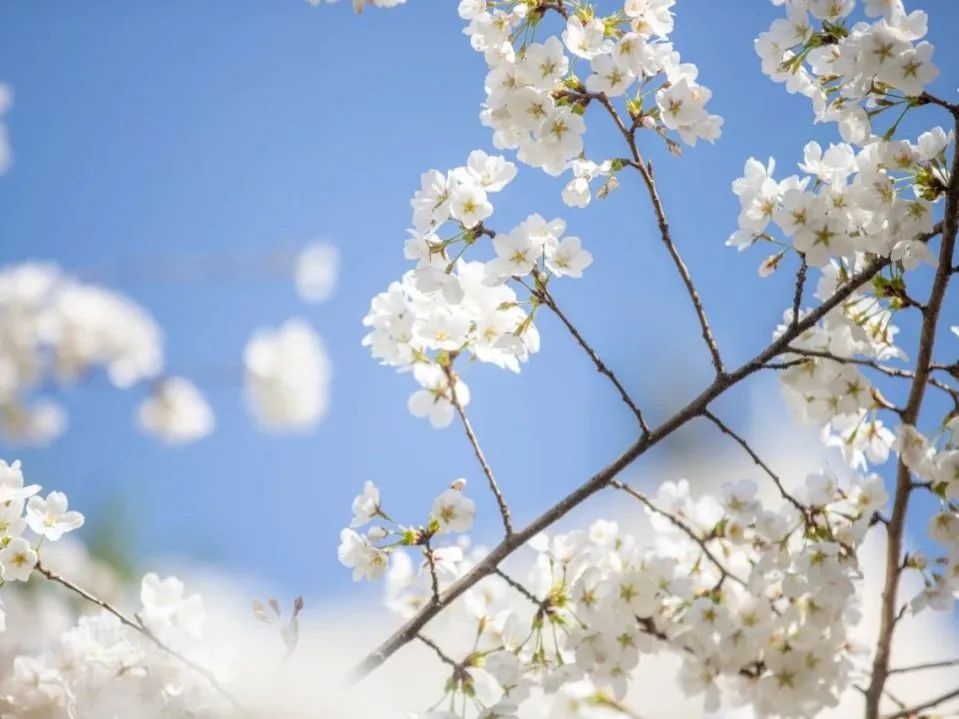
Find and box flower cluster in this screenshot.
[730,129,948,268]
[728,126,954,471]
[0,459,84,617]
[338,479,476,583]
[758,0,940,142]
[897,427,959,613]
[461,0,721,205]
[0,458,226,717]
[244,318,332,432]
[379,471,882,718]
[363,151,592,426]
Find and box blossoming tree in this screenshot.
[3,0,959,717]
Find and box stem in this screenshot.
[537,285,650,433]
[700,410,807,514]
[443,364,513,536]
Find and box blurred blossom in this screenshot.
[243,318,331,431]
[137,376,215,445]
[0,262,163,445]
[294,241,339,304]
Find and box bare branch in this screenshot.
[889,657,959,675]
[443,363,513,536]
[884,684,959,719]
[563,88,725,376]
[700,410,807,514]
[35,561,244,713]
[791,257,808,330]
[536,285,650,433]
[494,568,541,606]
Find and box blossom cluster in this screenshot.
[897,426,959,613]
[461,0,722,206]
[728,124,954,471]
[0,458,225,717]
[758,0,940,142]
[377,471,883,718]
[363,151,592,426]
[338,479,477,583]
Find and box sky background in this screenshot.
[0,0,957,603]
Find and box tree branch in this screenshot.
[700,409,807,514]
[536,284,650,433]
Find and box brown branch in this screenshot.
[35,561,244,712]
[537,285,650,433]
[423,538,441,604]
[611,480,747,588]
[864,123,959,719]
[791,257,808,330]
[889,657,959,675]
[565,89,725,376]
[442,363,513,536]
[884,685,959,719]
[494,568,541,606]
[349,250,901,682]
[700,410,807,514]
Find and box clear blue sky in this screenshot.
[0,1,956,600]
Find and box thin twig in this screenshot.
[611,480,747,588]
[700,410,807,514]
[564,88,725,376]
[889,657,959,675]
[494,568,541,605]
[537,285,650,433]
[35,561,244,712]
[884,685,959,719]
[442,363,513,536]
[416,634,459,669]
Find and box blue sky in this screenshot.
[0,1,957,601]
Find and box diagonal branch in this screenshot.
[700,410,807,514]
[889,657,959,675]
[884,684,959,719]
[536,285,650,433]
[443,363,513,536]
[35,561,244,712]
[350,250,894,682]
